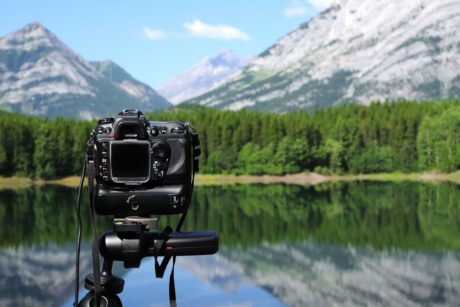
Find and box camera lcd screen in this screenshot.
[111,142,150,180]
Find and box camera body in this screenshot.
[87,109,200,217]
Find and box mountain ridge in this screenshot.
[186,0,460,112]
[90,60,169,108]
[0,22,170,119]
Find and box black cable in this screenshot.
[87,161,102,307]
[168,171,195,306]
[74,158,87,306]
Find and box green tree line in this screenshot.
[1,100,460,178]
[153,100,460,175]
[0,112,94,178]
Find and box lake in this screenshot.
[0,182,459,306]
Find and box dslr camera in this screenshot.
[87,109,201,217]
[76,109,217,307]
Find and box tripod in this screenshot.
[78,258,124,307]
[77,217,218,307]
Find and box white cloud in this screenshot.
[143,27,165,40]
[308,0,333,9]
[284,0,333,18]
[184,19,250,41]
[284,6,309,18]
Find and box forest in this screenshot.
[1,100,460,179]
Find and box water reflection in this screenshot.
[221,244,459,306]
[0,182,459,306]
[178,183,460,251]
[117,256,284,307]
[0,244,91,306]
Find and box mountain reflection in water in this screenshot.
[0,244,91,306]
[220,244,459,306]
[0,182,459,306]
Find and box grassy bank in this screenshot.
[0,177,36,189]
[1,171,460,190]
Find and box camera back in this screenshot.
[88,110,200,217]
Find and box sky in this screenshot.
[0,0,332,89]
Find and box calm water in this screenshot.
[0,182,459,306]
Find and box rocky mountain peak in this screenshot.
[17,21,49,37]
[189,0,460,112]
[207,50,242,67]
[1,22,62,51]
[159,50,247,104]
[0,23,170,118]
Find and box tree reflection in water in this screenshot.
[0,182,459,306]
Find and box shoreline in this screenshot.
[0,171,459,190]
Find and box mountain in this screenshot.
[0,244,92,306]
[91,60,170,109]
[0,22,170,119]
[187,0,460,112]
[221,242,459,306]
[158,50,247,104]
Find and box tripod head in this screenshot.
[103,217,218,268]
[78,217,218,307]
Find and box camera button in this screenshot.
[98,117,114,124]
[171,195,182,209]
[172,127,185,134]
[150,128,159,136]
[127,195,141,211]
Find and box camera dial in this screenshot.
[152,142,169,160]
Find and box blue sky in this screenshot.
[1,0,331,88]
